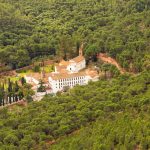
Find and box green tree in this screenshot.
[37,80,46,92]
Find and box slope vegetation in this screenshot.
[0,71,149,149]
[0,0,150,72]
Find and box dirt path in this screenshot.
[98,53,126,74]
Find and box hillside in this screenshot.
[0,0,150,72]
[0,0,150,149]
[0,71,149,149]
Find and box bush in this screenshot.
[33,65,40,72]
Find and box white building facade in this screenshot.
[24,43,99,94]
[67,57,86,73]
[48,45,99,93]
[49,73,92,93]
[48,45,90,93]
[24,75,39,85]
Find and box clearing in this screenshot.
[98,53,126,74]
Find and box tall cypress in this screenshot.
[2,84,5,106]
[14,81,19,101]
[21,77,26,86]
[0,85,3,106]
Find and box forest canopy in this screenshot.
[0,70,149,149]
[0,0,150,149]
[0,0,150,72]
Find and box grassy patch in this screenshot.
[43,65,54,73]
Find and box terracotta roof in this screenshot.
[43,73,51,83]
[55,64,68,73]
[26,73,41,80]
[49,72,87,80]
[59,56,85,66]
[26,69,99,84]
[26,73,50,83]
[86,69,99,78]
[59,60,70,66]
[70,56,85,63]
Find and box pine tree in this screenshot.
[37,80,46,92]
[21,77,26,86]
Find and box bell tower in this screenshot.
[41,67,45,79]
[79,42,84,56]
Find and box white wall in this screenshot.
[24,75,39,85]
[49,75,91,93]
[67,60,86,73]
[67,63,77,72]
[76,60,86,72]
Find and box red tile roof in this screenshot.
[70,56,85,63]
[59,60,70,66]
[49,72,86,80]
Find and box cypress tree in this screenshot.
[8,79,12,104]
[21,77,26,86]
[2,84,5,106]
[0,85,3,106]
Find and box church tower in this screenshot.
[79,43,84,56]
[41,67,45,79]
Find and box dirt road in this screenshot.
[98,53,126,74]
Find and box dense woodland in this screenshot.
[0,71,149,149]
[0,0,150,72]
[0,0,150,149]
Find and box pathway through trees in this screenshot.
[98,53,126,74]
